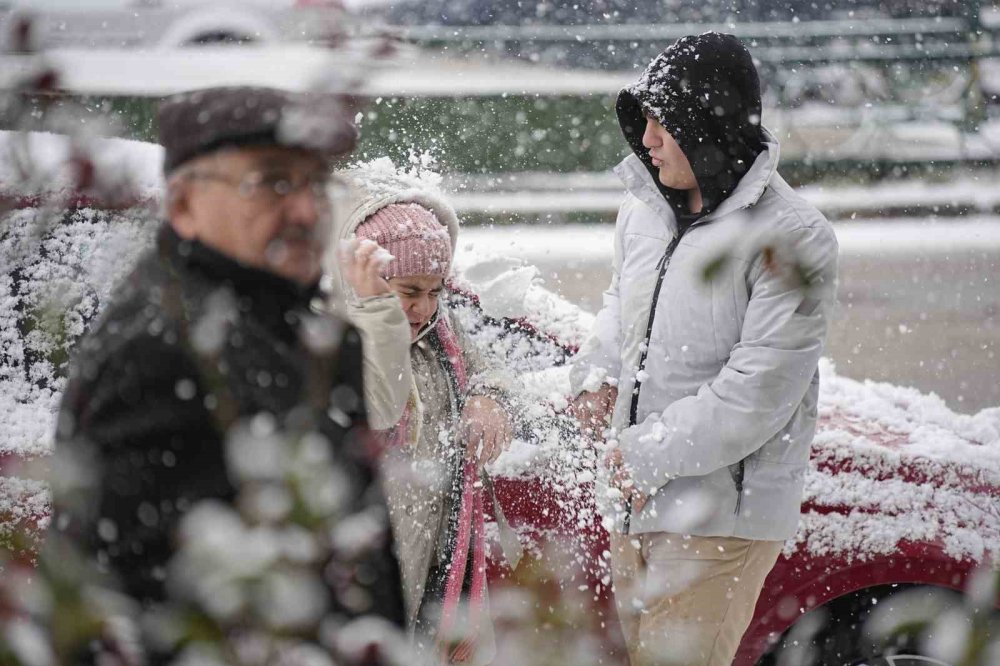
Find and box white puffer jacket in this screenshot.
[571,132,840,541]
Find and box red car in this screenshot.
[1,132,998,665]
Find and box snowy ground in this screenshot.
[456,219,1000,261]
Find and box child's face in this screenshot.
[388,274,445,340]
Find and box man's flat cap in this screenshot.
[157,86,358,173]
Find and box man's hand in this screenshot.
[569,383,618,440]
[460,396,513,468]
[339,238,393,299]
[606,447,648,514]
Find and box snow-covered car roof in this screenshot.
[1,131,998,568]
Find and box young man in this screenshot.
[54,87,406,660]
[570,33,839,666]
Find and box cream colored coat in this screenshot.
[323,160,521,645]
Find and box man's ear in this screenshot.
[166,174,198,240]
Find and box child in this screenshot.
[327,160,519,664]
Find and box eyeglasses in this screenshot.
[184,168,341,203]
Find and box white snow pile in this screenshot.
[801,359,1000,564]
[1,206,159,459]
[0,130,163,203]
[453,254,594,354]
[1,202,159,544]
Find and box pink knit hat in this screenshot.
[354,203,452,280]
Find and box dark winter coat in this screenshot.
[54,225,405,629]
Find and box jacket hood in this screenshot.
[325,157,461,343]
[616,32,764,220]
[614,127,780,238]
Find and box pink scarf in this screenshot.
[387,315,487,663]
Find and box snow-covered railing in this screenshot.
[403,17,972,44]
[402,16,998,64]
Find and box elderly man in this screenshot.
[54,87,405,656]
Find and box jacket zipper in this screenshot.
[623,231,684,535]
[619,195,770,531]
[733,459,745,515]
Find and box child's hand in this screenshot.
[460,396,513,468]
[569,383,618,441]
[339,238,393,298]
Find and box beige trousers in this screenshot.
[609,532,782,666]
